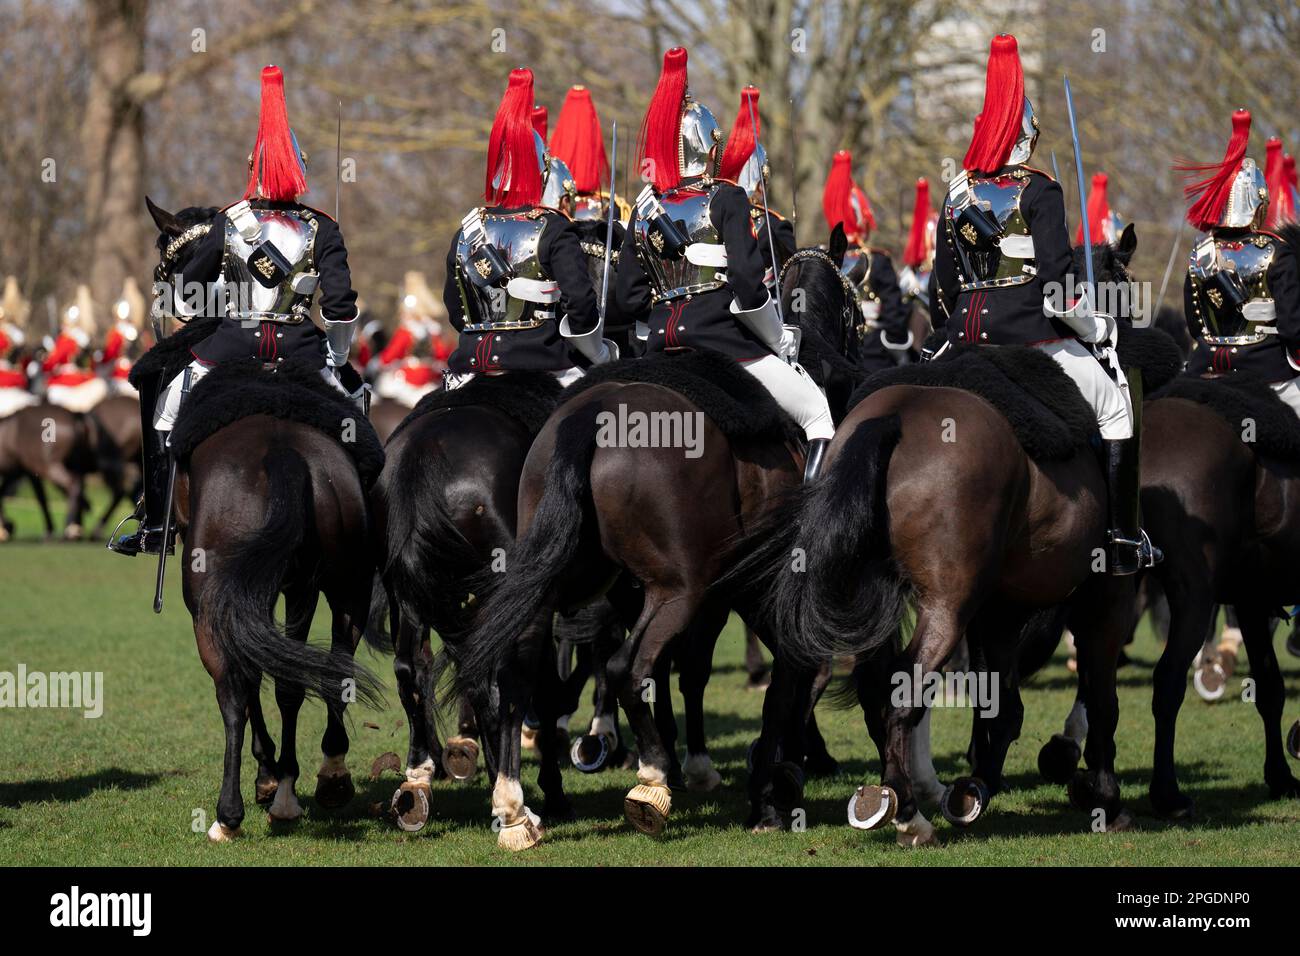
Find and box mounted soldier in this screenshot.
[1076,172,1123,246]
[99,277,146,396]
[370,272,445,408]
[44,285,109,413]
[615,47,834,480]
[719,86,796,293]
[1180,109,1300,417]
[0,277,37,419]
[931,33,1157,574]
[822,151,911,371]
[443,67,617,389]
[549,85,631,224]
[110,64,360,557]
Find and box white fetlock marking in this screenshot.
[491,772,526,824]
[319,754,348,779]
[405,759,436,786]
[268,776,301,821]
[683,753,722,791]
[637,758,670,790]
[1064,700,1089,744]
[895,811,937,847]
[207,820,239,843]
[589,714,616,740]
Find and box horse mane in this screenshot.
[781,248,862,385]
[155,205,220,256]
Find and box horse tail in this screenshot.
[198,445,383,707]
[375,438,480,651]
[454,401,601,699]
[360,570,393,655]
[765,415,907,667]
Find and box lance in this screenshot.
[599,122,618,325]
[747,91,784,323]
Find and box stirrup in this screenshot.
[1107,530,1160,576]
[105,505,144,557]
[108,519,174,557]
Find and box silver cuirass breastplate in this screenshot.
[943,173,1035,290]
[634,183,727,304]
[222,207,318,323]
[1189,232,1277,344]
[454,209,555,333]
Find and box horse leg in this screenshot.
[442,688,481,781]
[1236,606,1300,798]
[262,584,315,823]
[531,619,577,824]
[610,592,700,836]
[1150,579,1215,818]
[391,614,439,829]
[313,605,358,811]
[743,625,770,689]
[680,599,728,792]
[247,681,279,807]
[803,662,840,777]
[651,654,683,787]
[490,612,552,851]
[28,473,55,538]
[210,667,250,842]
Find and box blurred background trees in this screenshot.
[2,0,1299,331]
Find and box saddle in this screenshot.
[392,370,565,441]
[565,349,802,447]
[127,316,222,389]
[168,358,385,488]
[1153,373,1300,462]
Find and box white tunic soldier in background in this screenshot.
[932,34,1157,574]
[616,47,834,480]
[1180,109,1300,412]
[111,65,360,557]
[443,67,617,387]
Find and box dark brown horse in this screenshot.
[453,233,859,849]
[87,393,143,536]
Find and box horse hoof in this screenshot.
[770,762,805,811]
[391,782,431,832]
[624,784,671,836]
[940,777,989,827]
[254,777,280,806]
[570,734,611,773]
[847,785,896,831]
[497,813,544,852]
[63,524,83,541]
[1037,734,1082,784]
[314,771,355,809]
[441,736,479,781]
[1151,786,1195,820]
[1104,809,1135,832]
[206,820,240,843]
[1192,660,1228,702]
[1287,720,1300,761]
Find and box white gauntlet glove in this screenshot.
[323,316,357,368]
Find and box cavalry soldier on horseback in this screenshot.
[443,67,617,388]
[44,286,109,413]
[932,34,1158,575]
[615,47,835,480]
[99,278,146,396]
[719,86,796,291]
[110,64,360,557]
[0,277,37,419]
[549,85,631,224]
[823,151,912,372]
[1180,109,1300,416]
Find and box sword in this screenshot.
[1153,217,1188,319]
[335,100,343,225]
[599,123,618,325]
[747,92,784,324]
[789,97,798,227]
[153,366,192,613]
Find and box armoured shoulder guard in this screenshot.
[633,180,728,304]
[221,204,320,323]
[454,207,559,333]
[942,168,1038,292]
[1188,231,1278,345]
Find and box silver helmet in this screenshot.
[1007,97,1039,166]
[543,154,578,209]
[1219,157,1269,229]
[490,130,550,201]
[736,141,769,201]
[680,94,723,178]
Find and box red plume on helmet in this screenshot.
[485,68,543,207]
[1175,108,1252,231]
[1264,136,1284,226]
[963,35,1025,174]
[720,86,761,182]
[822,151,854,234]
[551,86,609,195]
[637,47,690,191]
[243,65,308,202]
[531,105,548,141]
[903,177,933,268]
[1075,172,1112,245]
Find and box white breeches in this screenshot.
[445,366,585,392]
[1034,339,1132,440]
[1271,378,1300,417]
[153,360,348,431]
[46,377,108,414]
[0,387,38,419]
[739,354,836,442]
[373,369,437,408]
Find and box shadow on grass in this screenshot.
[0,768,175,807]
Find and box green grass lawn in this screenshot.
[2,482,1299,866]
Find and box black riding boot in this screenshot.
[109,430,174,556]
[1103,437,1160,575]
[803,438,831,483]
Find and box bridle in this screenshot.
[154,222,213,285]
[779,247,859,349]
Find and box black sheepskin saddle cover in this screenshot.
[128,316,222,388]
[851,345,1098,461]
[1115,324,1184,393]
[563,349,802,446]
[393,370,564,440]
[169,358,385,488]
[1153,374,1300,462]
